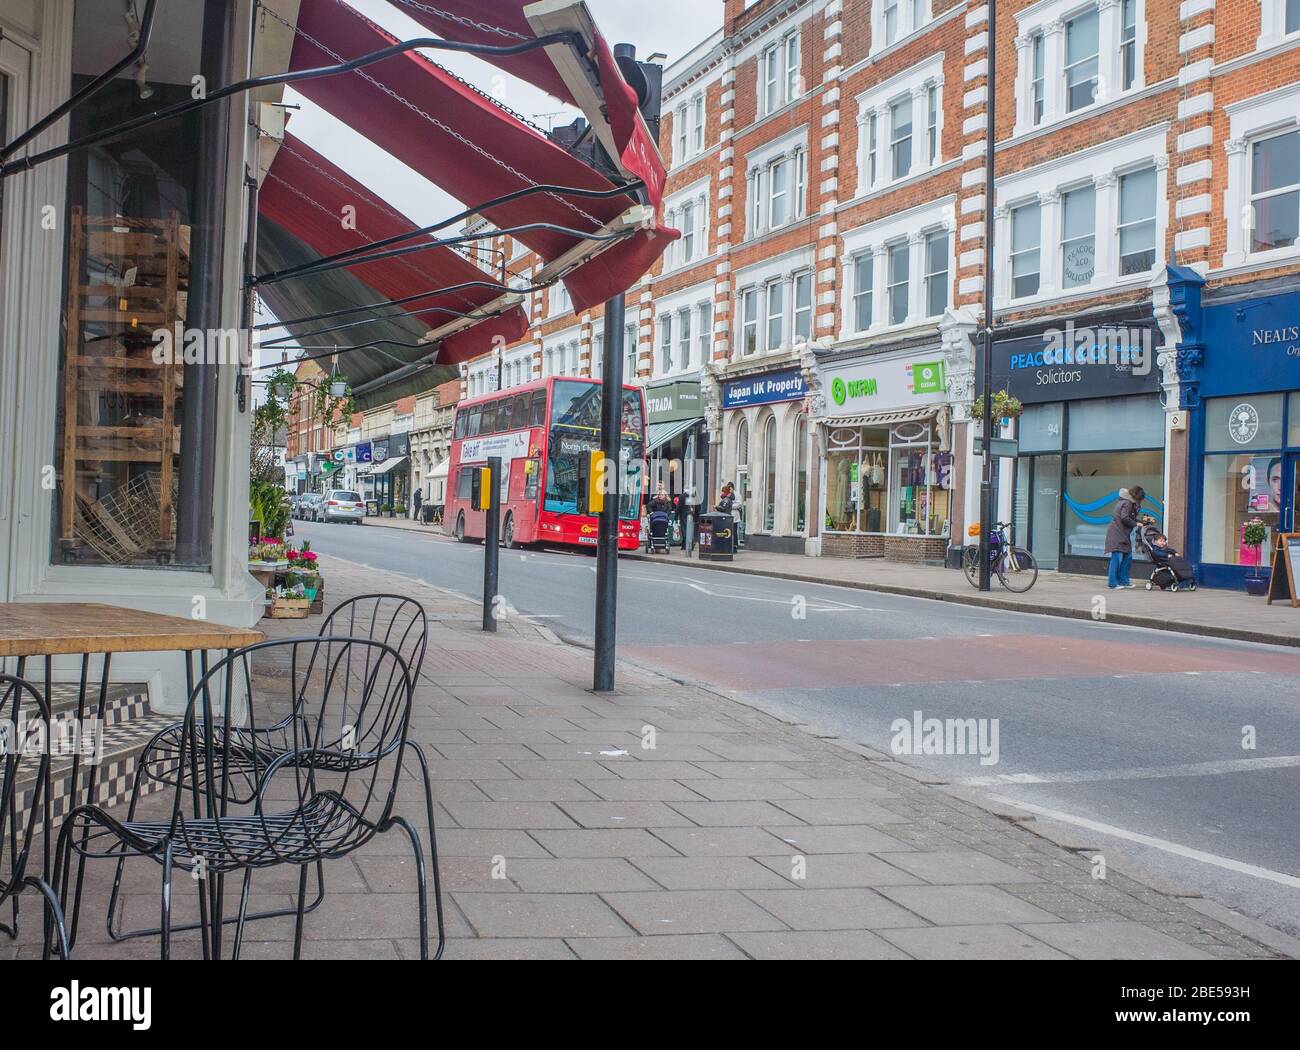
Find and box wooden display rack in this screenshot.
[59,207,188,563]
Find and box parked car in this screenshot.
[322,489,365,524]
[297,492,323,521]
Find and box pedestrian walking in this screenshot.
[413,486,423,522]
[1105,485,1145,589]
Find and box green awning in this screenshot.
[647,417,702,453]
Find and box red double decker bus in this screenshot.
[444,376,646,551]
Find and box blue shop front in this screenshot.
[1185,281,1300,588]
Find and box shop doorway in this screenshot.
[1029,455,1063,570]
[1284,454,1300,536]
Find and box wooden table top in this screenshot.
[0,603,265,657]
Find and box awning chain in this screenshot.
[267,2,604,230]
[388,0,526,41]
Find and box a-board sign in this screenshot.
[1265,533,1300,607]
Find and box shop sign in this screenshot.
[354,441,372,464]
[981,321,1159,404]
[646,381,703,423]
[461,429,531,464]
[825,354,948,416]
[1200,288,1300,397]
[722,369,806,409]
[391,432,410,457]
[372,439,390,464]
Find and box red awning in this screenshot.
[284,0,674,316]
[393,0,666,206]
[258,132,528,363]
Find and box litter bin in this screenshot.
[698,513,736,561]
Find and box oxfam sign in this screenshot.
[825,356,946,416]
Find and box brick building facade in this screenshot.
[442,0,1300,579]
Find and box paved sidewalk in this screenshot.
[12,553,1291,961]
[346,512,1300,647]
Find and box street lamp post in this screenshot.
[977,0,998,593]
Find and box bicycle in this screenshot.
[962,521,1039,593]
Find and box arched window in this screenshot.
[763,414,777,530]
[792,414,808,532]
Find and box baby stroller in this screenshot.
[1137,519,1197,592]
[646,510,671,553]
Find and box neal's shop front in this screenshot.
[817,350,953,562]
[987,317,1165,575]
[1187,285,1300,588]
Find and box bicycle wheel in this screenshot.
[998,547,1039,592]
[961,545,981,588]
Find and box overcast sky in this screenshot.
[256,0,717,379]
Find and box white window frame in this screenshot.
[1009,201,1043,301]
[677,306,693,371]
[745,131,809,239]
[792,270,813,343]
[1259,0,1300,50]
[992,124,1168,305]
[854,54,945,197]
[663,180,710,270]
[658,314,673,374]
[838,197,955,339]
[758,29,802,117]
[624,323,638,377]
[1013,0,1147,138]
[1223,83,1300,268]
[696,302,713,365]
[871,0,932,54]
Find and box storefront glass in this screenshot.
[823,423,948,536]
[1200,395,1286,566]
[1063,450,1163,558]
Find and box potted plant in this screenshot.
[971,391,1024,434]
[1242,518,1269,596]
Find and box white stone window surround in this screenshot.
[837,196,955,341]
[542,324,582,377]
[1258,0,1300,51]
[1222,81,1300,269]
[744,125,811,240]
[854,53,946,197]
[1012,0,1147,138]
[734,247,817,358]
[992,123,1168,308]
[663,177,712,271]
[648,282,715,379]
[671,88,709,169]
[871,0,934,56]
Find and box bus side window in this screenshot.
[457,467,473,500]
[454,412,466,440]
[511,394,528,430]
[530,390,547,427]
[467,407,482,438]
[481,401,497,434]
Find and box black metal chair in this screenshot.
[1,673,70,960]
[104,595,444,959]
[57,636,430,959]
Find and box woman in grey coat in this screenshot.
[1105,485,1145,588]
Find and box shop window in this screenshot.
[888,421,949,535]
[1202,454,1282,566]
[1250,128,1299,254]
[825,426,888,533]
[1118,167,1157,275]
[1061,184,1096,288]
[1063,450,1163,559]
[1011,203,1042,299]
[924,230,949,317]
[888,242,909,325]
[1017,403,1064,453]
[852,254,874,332]
[1064,9,1100,113]
[1204,394,1285,452]
[763,415,778,530]
[1289,392,1300,445]
[52,0,239,567]
[1068,395,1164,451]
[793,416,808,532]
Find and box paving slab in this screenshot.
[602,890,790,936]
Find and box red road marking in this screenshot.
[622,634,1300,691]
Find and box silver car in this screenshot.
[322,489,365,524]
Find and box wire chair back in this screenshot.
[1,675,53,915]
[319,594,428,684]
